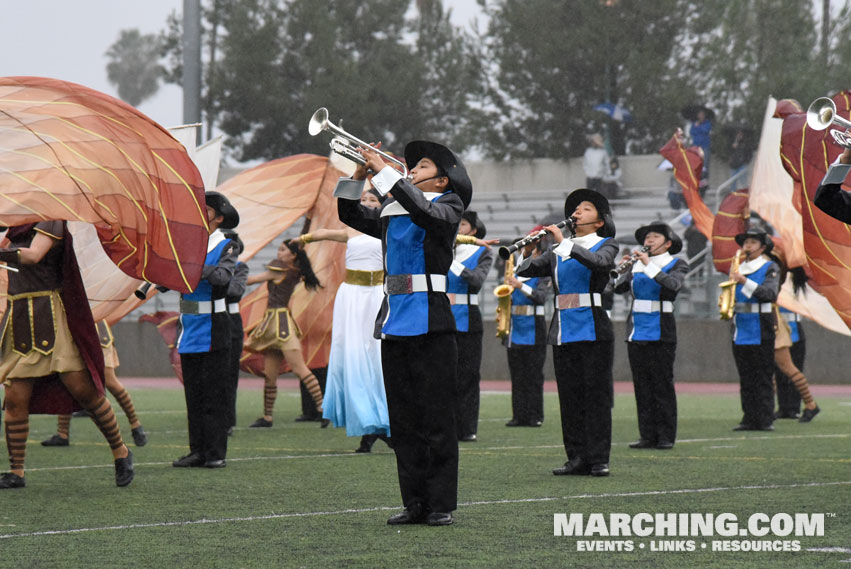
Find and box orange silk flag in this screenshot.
[776,91,851,330]
[0,76,208,294]
[659,133,714,239]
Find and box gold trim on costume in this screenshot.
[344,269,384,286]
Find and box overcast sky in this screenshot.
[0,0,485,141]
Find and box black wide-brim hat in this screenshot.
[735,228,773,253]
[563,189,616,238]
[635,222,682,255]
[205,191,240,230]
[404,140,472,208]
[461,209,486,238]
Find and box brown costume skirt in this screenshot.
[245,307,302,353]
[0,290,86,385]
[774,306,793,350]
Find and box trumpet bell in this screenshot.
[807,97,836,131]
[308,107,329,136]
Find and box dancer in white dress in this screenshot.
[302,190,391,452]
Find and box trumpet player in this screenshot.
[516,189,618,477]
[503,234,550,428]
[728,228,780,432]
[613,223,688,450]
[336,139,471,527]
[449,211,494,443]
[814,147,851,223]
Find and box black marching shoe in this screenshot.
[320,418,331,428]
[356,435,377,453]
[377,434,393,449]
[204,459,226,468]
[249,417,273,428]
[426,512,454,526]
[628,439,655,449]
[553,458,590,476]
[505,419,521,427]
[528,420,543,427]
[656,441,675,450]
[775,409,800,419]
[590,463,610,477]
[756,424,775,431]
[733,423,756,431]
[115,449,134,487]
[227,426,234,437]
[799,407,820,423]
[294,414,318,422]
[387,504,427,525]
[172,453,205,467]
[459,434,477,442]
[41,434,70,447]
[131,426,148,447]
[0,472,25,489]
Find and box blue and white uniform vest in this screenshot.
[178,233,231,353]
[509,276,542,345]
[733,258,772,346]
[554,237,610,343]
[779,306,801,343]
[629,255,678,342]
[447,245,485,333]
[381,192,446,337]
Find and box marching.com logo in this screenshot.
[554,513,830,552]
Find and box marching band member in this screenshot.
[771,260,820,423]
[728,227,779,432]
[503,237,550,428]
[41,321,148,448]
[775,306,804,419]
[310,189,391,454]
[337,139,471,527]
[0,221,134,488]
[516,189,618,477]
[244,240,325,429]
[223,231,248,435]
[449,211,494,443]
[814,147,851,223]
[613,222,688,450]
[172,192,239,469]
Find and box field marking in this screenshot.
[23,432,851,472]
[1,480,850,540]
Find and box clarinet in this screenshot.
[498,217,577,260]
[609,246,651,278]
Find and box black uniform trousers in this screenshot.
[775,339,805,415]
[181,347,232,462]
[382,333,459,513]
[732,341,775,428]
[627,341,677,444]
[227,314,244,428]
[507,344,546,424]
[552,340,614,465]
[455,330,483,438]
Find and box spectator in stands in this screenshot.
[583,133,610,194]
[667,174,686,211]
[690,108,713,178]
[601,157,623,200]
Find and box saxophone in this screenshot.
[718,249,743,320]
[494,253,514,338]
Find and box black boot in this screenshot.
[356,434,378,453]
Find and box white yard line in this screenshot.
[2,480,849,540]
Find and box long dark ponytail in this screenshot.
[285,241,321,290]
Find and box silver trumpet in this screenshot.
[308,107,409,177]
[806,97,851,148]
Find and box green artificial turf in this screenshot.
[0,387,848,568]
